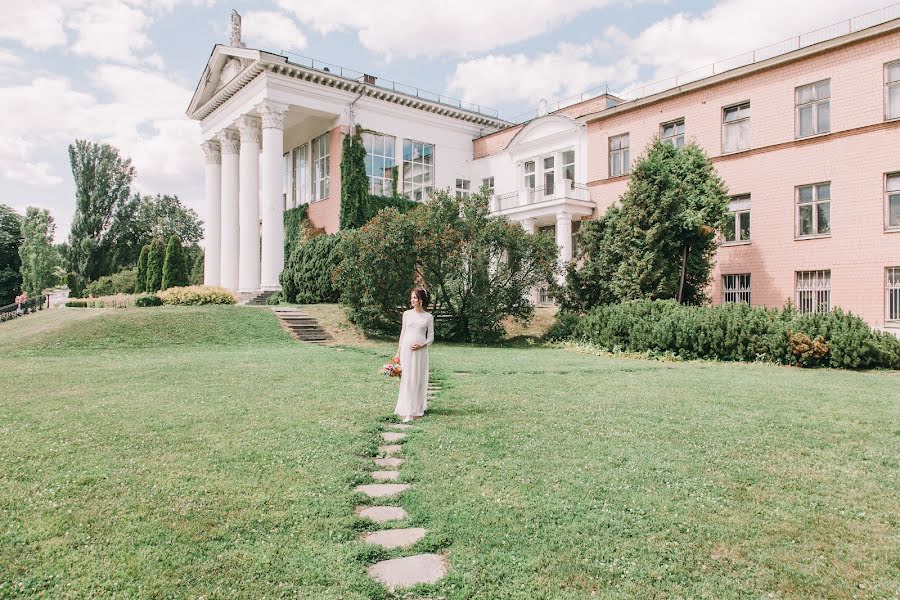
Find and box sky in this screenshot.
[0,0,891,241]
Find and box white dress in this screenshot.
[394,309,434,417]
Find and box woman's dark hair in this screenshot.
[411,287,429,308]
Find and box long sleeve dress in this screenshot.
[394,309,434,417]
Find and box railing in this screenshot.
[493,181,590,211]
[0,294,49,323]
[280,52,504,120]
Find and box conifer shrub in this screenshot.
[135,245,149,293]
[281,233,345,304]
[161,235,188,290]
[135,294,162,307]
[145,239,165,292]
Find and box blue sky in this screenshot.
[0,0,890,240]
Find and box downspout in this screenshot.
[347,84,367,132]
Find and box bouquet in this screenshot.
[382,356,402,378]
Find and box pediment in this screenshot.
[508,114,580,149]
[186,44,263,118]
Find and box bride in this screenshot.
[394,287,434,422]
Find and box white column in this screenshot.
[521,218,536,234]
[237,115,261,293]
[218,128,240,291]
[555,211,573,284]
[201,140,222,287]
[258,100,288,291]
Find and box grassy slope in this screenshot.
[1,307,897,599]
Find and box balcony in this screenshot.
[491,179,594,221]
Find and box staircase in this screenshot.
[272,307,331,343]
[246,290,277,306]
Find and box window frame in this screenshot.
[362,131,396,197]
[887,266,900,322]
[455,178,471,199]
[795,182,832,239]
[722,101,751,154]
[523,160,536,189]
[294,143,309,206]
[609,133,630,177]
[562,149,576,189]
[795,270,831,315]
[886,172,900,232]
[886,60,900,121]
[722,194,751,245]
[722,273,752,305]
[795,79,831,139]
[660,118,685,148]
[481,176,495,194]
[311,132,330,202]
[402,139,435,202]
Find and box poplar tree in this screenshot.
[145,239,165,292]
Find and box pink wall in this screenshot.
[307,125,346,234]
[585,26,900,326]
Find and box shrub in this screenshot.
[145,238,165,292]
[265,292,283,305]
[135,294,162,307]
[367,194,417,222]
[281,233,345,304]
[283,205,309,261]
[569,300,900,369]
[162,235,188,290]
[65,272,86,298]
[65,300,88,308]
[157,285,236,306]
[85,268,137,297]
[545,310,580,341]
[135,245,149,293]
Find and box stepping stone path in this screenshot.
[353,381,449,592]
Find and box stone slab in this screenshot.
[386,423,412,430]
[354,483,411,498]
[362,527,427,549]
[355,505,408,523]
[371,470,400,481]
[374,457,404,468]
[381,431,407,442]
[378,444,402,455]
[368,554,448,591]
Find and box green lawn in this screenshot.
[1,307,897,599]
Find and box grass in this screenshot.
[1,306,898,598]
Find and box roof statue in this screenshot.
[229,10,245,48]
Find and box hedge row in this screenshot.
[157,286,236,306]
[555,300,900,369]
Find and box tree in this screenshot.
[135,244,149,293]
[19,207,60,297]
[558,140,728,310]
[185,245,204,285]
[145,238,165,292]
[162,235,188,290]
[67,140,135,280]
[339,129,369,230]
[0,204,23,305]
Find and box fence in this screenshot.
[0,294,50,323]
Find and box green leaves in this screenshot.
[18,207,60,297]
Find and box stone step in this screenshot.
[385,423,412,430]
[374,457,404,468]
[371,470,400,482]
[381,432,406,443]
[378,444,402,455]
[368,554,448,591]
[361,527,427,549]
[354,483,411,498]
[355,505,408,523]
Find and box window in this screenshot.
[796,270,831,314]
[538,286,550,304]
[402,139,434,202]
[363,131,396,196]
[455,179,471,198]
[293,144,308,205]
[797,182,831,237]
[312,132,330,201]
[887,267,900,321]
[723,102,750,153]
[660,119,685,148]
[723,274,751,305]
[886,172,900,230]
[609,133,630,176]
[481,177,495,194]
[543,156,555,194]
[524,160,535,189]
[562,150,575,187]
[723,195,751,243]
[886,61,900,120]
[796,79,830,138]
[282,151,292,210]
[571,220,581,258]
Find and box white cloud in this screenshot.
[241,11,307,52]
[275,0,624,58]
[0,48,25,67]
[68,1,155,64]
[0,2,68,51]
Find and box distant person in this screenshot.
[393,287,434,423]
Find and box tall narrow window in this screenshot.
[887,172,900,230]
[363,131,396,196]
[524,160,535,189]
[887,267,900,321]
[609,133,629,176]
[723,195,751,243]
[660,119,685,148]
[797,182,831,237]
[312,132,330,201]
[455,179,470,199]
[543,156,555,195]
[722,274,751,305]
[562,150,575,188]
[886,61,900,120]
[796,270,831,314]
[283,152,292,209]
[796,79,830,138]
[481,176,495,194]
[402,139,434,202]
[723,102,750,153]
[294,143,308,205]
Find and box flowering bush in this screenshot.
[157,286,236,306]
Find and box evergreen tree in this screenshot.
[135,244,150,293]
[339,129,369,230]
[145,238,165,292]
[19,207,60,297]
[161,235,187,290]
[0,204,23,305]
